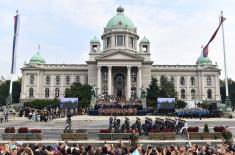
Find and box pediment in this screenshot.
[96,50,144,61]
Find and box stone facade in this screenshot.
[20,7,221,103]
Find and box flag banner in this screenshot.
[11,11,20,74]
[203,16,226,57]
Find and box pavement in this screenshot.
[0,115,235,144]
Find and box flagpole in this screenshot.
[221,11,230,110]
[7,10,20,107]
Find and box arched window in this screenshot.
[181,89,186,99]
[131,72,137,82]
[29,88,33,98]
[207,76,211,86]
[180,77,185,85]
[56,76,60,85]
[131,86,137,97]
[30,75,34,85]
[66,76,70,85]
[45,88,50,98]
[170,76,175,84]
[207,89,212,99]
[191,89,196,99]
[103,72,107,82]
[103,86,108,95]
[55,88,60,98]
[191,77,195,86]
[46,76,50,85]
[75,75,80,83]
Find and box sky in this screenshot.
[0,0,235,81]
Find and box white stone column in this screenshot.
[97,66,101,95]
[127,66,131,99]
[108,66,112,95]
[137,66,142,98]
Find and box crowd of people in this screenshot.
[175,108,210,119]
[95,95,143,110]
[92,95,143,116]
[1,140,235,155]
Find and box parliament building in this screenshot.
[20,7,221,104]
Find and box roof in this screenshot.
[90,36,100,43]
[140,37,150,43]
[196,56,212,65]
[106,6,135,31]
[29,52,46,64]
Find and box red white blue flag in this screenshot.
[11,10,20,74]
[202,16,226,57]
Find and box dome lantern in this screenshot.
[116,6,124,14]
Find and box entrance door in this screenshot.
[117,88,122,97]
[114,73,125,97]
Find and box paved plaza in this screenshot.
[0,115,235,144]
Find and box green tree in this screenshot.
[0,78,21,106]
[12,78,21,103]
[25,99,60,109]
[65,82,92,108]
[220,79,235,110]
[159,76,178,98]
[203,123,210,133]
[146,77,160,107]
[197,101,210,109]
[0,80,9,106]
[175,100,187,109]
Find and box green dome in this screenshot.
[140,37,150,43]
[196,56,212,65]
[106,6,135,31]
[30,52,45,64]
[90,36,100,43]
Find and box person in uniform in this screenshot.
[109,115,113,130]
[222,126,233,146]
[125,117,130,131]
[136,117,142,136]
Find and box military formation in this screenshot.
[175,108,210,119]
[108,116,186,135]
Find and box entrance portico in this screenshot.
[96,65,142,99]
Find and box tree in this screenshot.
[146,77,160,107]
[220,79,235,110]
[65,82,92,108]
[25,99,60,109]
[175,100,187,109]
[0,78,21,106]
[12,78,21,103]
[159,76,178,98]
[0,80,9,106]
[203,123,210,133]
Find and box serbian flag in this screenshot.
[11,10,20,74]
[202,15,226,57]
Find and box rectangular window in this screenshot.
[143,45,147,52]
[129,37,134,47]
[117,35,123,46]
[93,45,97,52]
[107,37,111,47]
